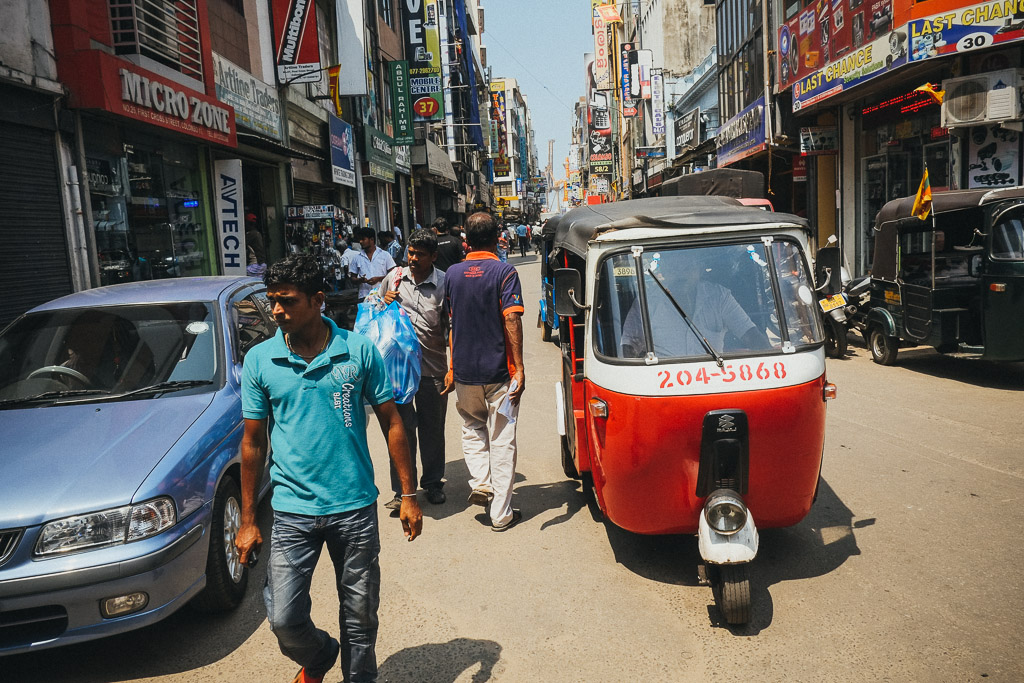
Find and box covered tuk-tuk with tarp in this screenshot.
[861,187,1024,364]
[660,168,766,200]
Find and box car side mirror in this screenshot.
[554,268,585,316]
[968,254,983,278]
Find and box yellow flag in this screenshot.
[912,168,932,220]
[327,66,343,117]
[914,82,945,105]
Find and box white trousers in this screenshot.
[454,381,519,525]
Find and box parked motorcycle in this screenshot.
[815,237,870,358]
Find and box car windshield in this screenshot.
[594,240,823,361]
[0,302,218,404]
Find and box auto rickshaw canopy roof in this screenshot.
[550,196,808,259]
[872,187,1024,279]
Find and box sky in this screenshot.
[480,1,594,182]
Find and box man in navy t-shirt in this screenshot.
[445,212,526,531]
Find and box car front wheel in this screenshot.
[192,476,248,612]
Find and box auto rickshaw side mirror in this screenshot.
[553,268,585,316]
[968,254,983,278]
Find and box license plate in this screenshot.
[818,293,847,313]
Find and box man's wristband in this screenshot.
[401,493,417,498]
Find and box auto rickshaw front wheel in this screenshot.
[868,326,899,365]
[710,563,751,625]
[823,316,848,359]
[560,434,580,479]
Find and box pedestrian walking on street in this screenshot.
[516,222,529,257]
[444,212,526,531]
[350,228,396,300]
[372,229,452,511]
[235,254,423,683]
[497,228,510,262]
[432,217,466,272]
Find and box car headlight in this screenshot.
[703,489,747,536]
[35,498,177,557]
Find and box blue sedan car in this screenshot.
[0,276,275,654]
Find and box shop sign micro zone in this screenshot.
[119,68,235,145]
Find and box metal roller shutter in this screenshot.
[0,123,72,327]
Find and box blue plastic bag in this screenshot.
[353,300,422,404]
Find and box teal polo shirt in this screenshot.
[241,316,394,516]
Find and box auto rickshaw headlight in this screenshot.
[704,490,747,535]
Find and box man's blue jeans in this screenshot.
[264,505,381,682]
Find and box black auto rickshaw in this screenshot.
[538,216,561,342]
[861,187,1024,364]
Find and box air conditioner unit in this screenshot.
[941,69,1024,128]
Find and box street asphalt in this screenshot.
[4,254,1022,682]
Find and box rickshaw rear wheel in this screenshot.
[823,316,848,359]
[711,563,751,625]
[541,319,553,342]
[868,326,899,365]
[560,434,580,479]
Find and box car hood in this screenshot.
[0,393,215,527]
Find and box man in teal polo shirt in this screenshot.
[235,254,422,683]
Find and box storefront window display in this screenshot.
[88,135,215,285]
[857,91,945,272]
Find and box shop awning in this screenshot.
[237,132,323,162]
[412,140,458,182]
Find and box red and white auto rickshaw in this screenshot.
[551,197,836,624]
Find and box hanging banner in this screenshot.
[592,11,612,91]
[336,0,368,95]
[589,101,613,174]
[596,4,622,22]
[214,160,247,275]
[390,61,415,145]
[651,69,665,135]
[490,80,512,179]
[717,96,767,167]
[272,0,321,84]
[329,114,356,188]
[621,42,638,117]
[403,0,445,121]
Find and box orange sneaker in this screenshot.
[290,668,325,683]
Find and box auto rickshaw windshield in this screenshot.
[594,240,823,361]
[992,210,1024,260]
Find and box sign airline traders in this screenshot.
[402,0,445,121]
[213,53,282,141]
[272,0,321,84]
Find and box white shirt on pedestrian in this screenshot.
[351,247,396,299]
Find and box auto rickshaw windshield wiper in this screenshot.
[113,379,214,399]
[0,389,112,408]
[645,263,726,368]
